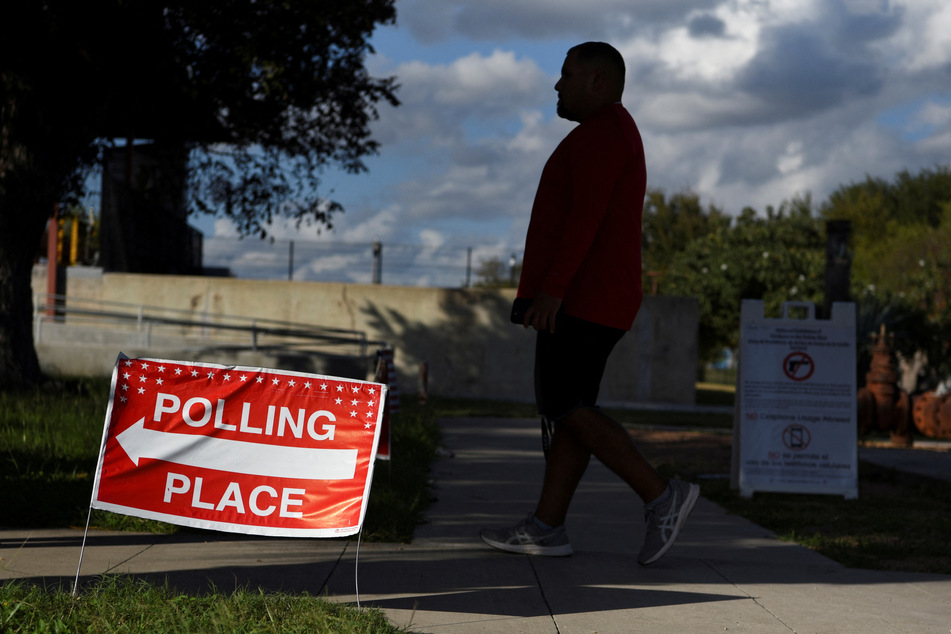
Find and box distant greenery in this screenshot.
[645,166,951,383]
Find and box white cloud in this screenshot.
[337,206,402,243]
[915,101,951,128]
[886,0,951,72]
[374,49,550,147]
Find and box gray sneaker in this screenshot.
[480,513,574,556]
[638,480,700,565]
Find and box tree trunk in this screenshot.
[0,201,49,389]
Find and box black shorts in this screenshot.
[534,312,625,421]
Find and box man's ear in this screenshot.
[588,68,607,94]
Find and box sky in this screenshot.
[193,0,951,286]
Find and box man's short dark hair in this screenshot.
[569,42,625,86]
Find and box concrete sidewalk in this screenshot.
[3,417,951,633]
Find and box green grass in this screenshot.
[694,461,951,574]
[0,576,400,633]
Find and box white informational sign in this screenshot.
[733,301,858,499]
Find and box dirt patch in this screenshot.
[630,428,733,479]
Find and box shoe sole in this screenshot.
[479,533,574,556]
[638,483,700,565]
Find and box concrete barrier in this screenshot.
[32,266,699,406]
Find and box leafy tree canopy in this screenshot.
[823,166,951,382]
[641,188,729,284]
[473,256,521,289]
[661,196,825,363]
[0,0,399,388]
[821,166,951,319]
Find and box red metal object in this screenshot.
[857,325,912,445]
[912,392,951,439]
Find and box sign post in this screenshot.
[90,354,387,537]
[733,301,858,499]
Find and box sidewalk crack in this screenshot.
[700,558,797,633]
[528,556,561,633]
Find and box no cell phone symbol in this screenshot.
[783,352,814,381]
[783,424,811,451]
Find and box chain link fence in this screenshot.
[202,236,524,288]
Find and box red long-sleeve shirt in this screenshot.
[517,103,646,330]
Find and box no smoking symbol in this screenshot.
[783,352,814,381]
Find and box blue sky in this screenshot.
[185,0,951,285]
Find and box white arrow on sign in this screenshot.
[116,418,358,480]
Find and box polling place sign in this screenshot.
[733,301,858,499]
[90,355,387,537]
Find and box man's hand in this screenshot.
[524,291,562,333]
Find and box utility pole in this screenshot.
[372,241,382,284]
[823,220,851,319]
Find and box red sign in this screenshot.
[91,355,387,537]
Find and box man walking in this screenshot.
[480,42,699,565]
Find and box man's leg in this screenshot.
[533,420,591,528]
[534,406,666,528]
[563,407,668,502]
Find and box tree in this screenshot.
[822,166,951,383]
[0,1,399,389]
[821,166,951,309]
[474,256,521,288]
[663,197,825,363]
[641,188,729,289]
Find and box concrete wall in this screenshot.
[32,267,699,406]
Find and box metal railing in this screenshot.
[33,294,378,357]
